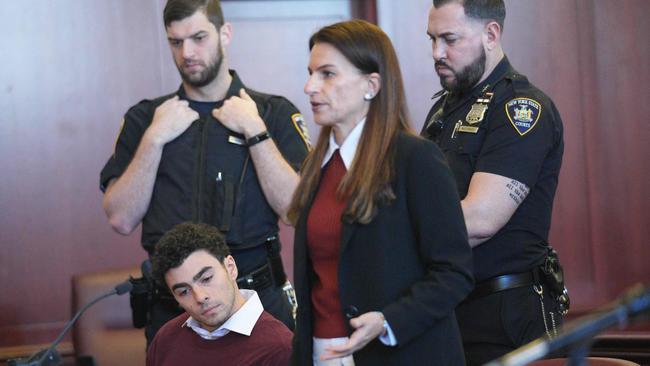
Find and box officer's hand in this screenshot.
[212,89,266,137]
[320,311,385,361]
[147,96,198,146]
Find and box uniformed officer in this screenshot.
[422,1,565,365]
[100,0,309,344]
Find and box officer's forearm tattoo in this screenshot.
[506,180,530,205]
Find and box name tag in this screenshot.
[228,135,246,145]
[458,126,479,134]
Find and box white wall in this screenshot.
[379,0,440,132]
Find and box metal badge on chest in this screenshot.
[426,87,495,141]
[459,91,494,134]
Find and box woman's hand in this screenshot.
[320,311,386,360]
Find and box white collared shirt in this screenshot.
[321,118,366,169]
[183,289,263,340]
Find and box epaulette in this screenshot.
[505,72,530,94]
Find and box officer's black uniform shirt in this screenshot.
[422,57,564,282]
[101,71,309,274]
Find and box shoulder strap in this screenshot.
[505,71,530,95]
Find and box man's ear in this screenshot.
[483,20,501,51]
[219,22,232,47]
[223,255,238,281]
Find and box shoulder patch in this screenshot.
[112,117,126,155]
[291,113,312,149]
[505,98,541,136]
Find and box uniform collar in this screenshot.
[224,69,246,100]
[176,69,246,103]
[321,117,366,169]
[471,56,513,97]
[183,289,263,340]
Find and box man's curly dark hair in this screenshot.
[151,222,230,288]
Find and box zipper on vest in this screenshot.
[193,117,210,222]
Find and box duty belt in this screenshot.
[236,262,274,292]
[465,269,540,302]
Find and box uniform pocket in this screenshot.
[500,286,544,346]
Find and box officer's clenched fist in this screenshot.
[212,89,266,138]
[146,96,199,146]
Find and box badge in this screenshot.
[505,98,542,136]
[466,103,488,124]
[465,92,493,124]
[291,113,312,149]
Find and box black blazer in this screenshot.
[291,133,474,365]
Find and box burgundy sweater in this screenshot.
[146,311,292,366]
[306,150,348,338]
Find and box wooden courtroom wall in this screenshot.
[493,0,649,313]
[382,0,650,314]
[0,1,162,351]
[0,0,648,356]
[0,0,356,354]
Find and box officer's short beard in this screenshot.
[440,46,486,94]
[178,42,224,88]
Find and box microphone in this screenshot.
[8,280,134,366]
[115,280,133,295]
[484,284,650,366]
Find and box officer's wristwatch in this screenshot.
[247,130,271,147]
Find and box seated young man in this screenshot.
[147,222,292,366]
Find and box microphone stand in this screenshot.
[484,283,650,366]
[8,280,133,366]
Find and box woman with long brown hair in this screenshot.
[289,20,473,365]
